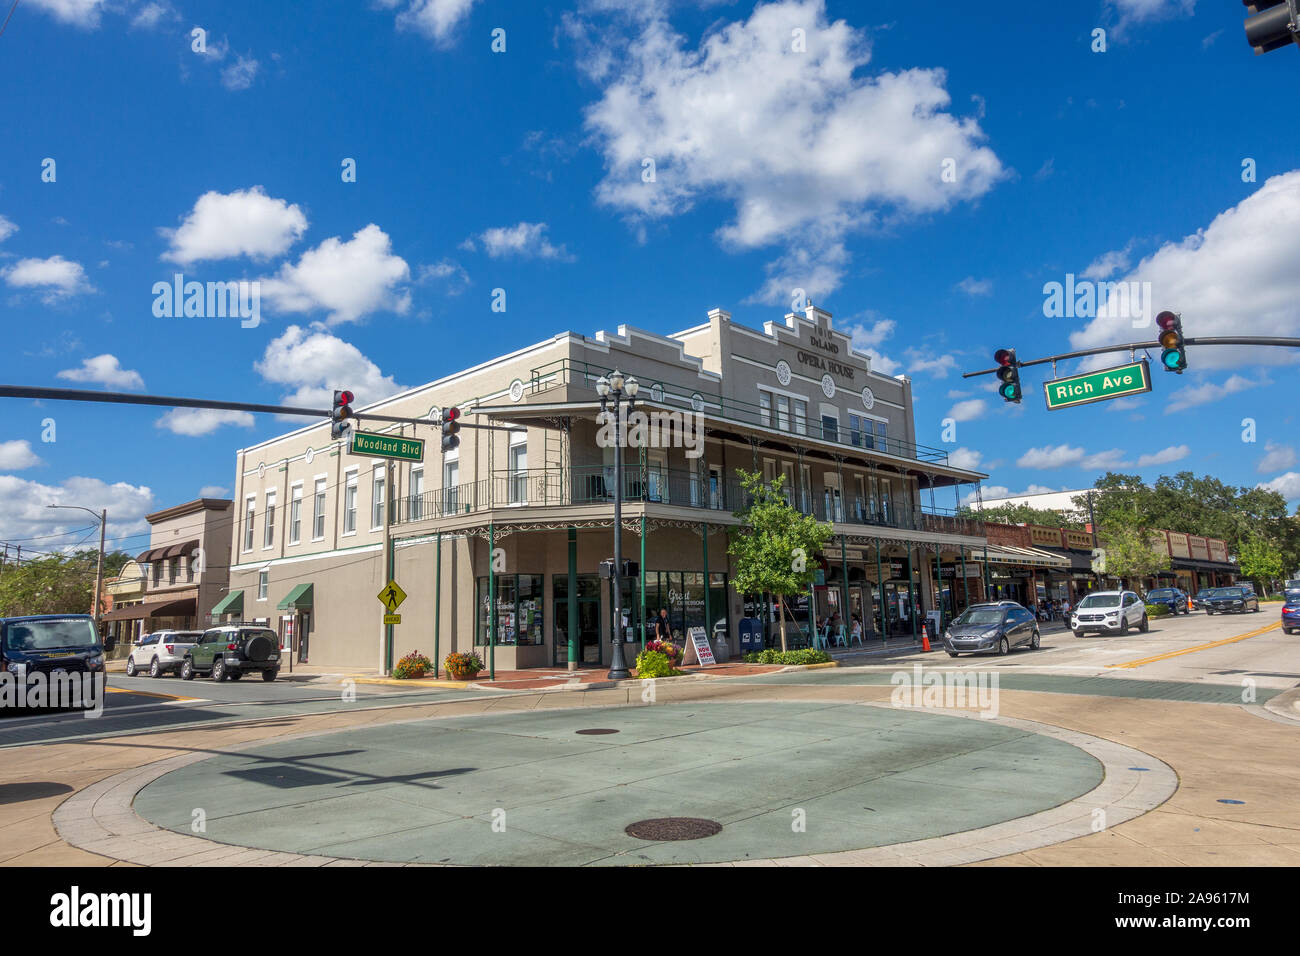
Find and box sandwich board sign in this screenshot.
[682,626,716,667]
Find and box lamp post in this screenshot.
[47,504,107,635]
[596,369,638,680]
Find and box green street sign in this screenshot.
[1043,360,1151,411]
[350,430,425,462]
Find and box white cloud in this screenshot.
[260,224,411,325]
[580,0,1004,302]
[4,255,93,299]
[57,354,144,390]
[417,258,470,295]
[955,276,992,296]
[962,483,1064,506]
[465,222,574,261]
[1258,442,1297,473]
[0,474,153,549]
[378,0,480,45]
[1081,243,1133,280]
[155,408,255,436]
[23,0,108,29]
[1163,374,1258,414]
[1017,443,1129,470]
[221,55,260,91]
[130,2,175,29]
[254,325,406,410]
[906,351,958,378]
[162,187,307,265]
[946,399,987,423]
[0,440,43,471]
[844,316,895,350]
[1259,471,1300,502]
[199,485,230,498]
[947,447,983,471]
[1071,171,1300,370]
[0,215,16,243]
[1105,0,1195,36]
[1136,444,1189,467]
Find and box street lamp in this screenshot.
[598,369,638,679]
[47,503,108,635]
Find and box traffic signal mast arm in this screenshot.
[963,336,1300,379]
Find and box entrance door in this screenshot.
[553,574,601,666]
[298,611,310,663]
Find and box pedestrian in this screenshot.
[654,608,672,642]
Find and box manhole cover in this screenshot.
[575,728,619,735]
[625,817,723,841]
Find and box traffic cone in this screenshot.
[921,623,931,652]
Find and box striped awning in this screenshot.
[982,545,1071,569]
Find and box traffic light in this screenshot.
[1156,311,1187,373]
[330,389,354,440]
[440,406,461,452]
[1243,0,1300,54]
[994,348,1022,403]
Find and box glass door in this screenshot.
[553,574,602,665]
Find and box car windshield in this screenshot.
[1196,589,1212,597]
[239,629,276,642]
[1078,594,1120,609]
[1147,590,1173,598]
[1210,588,1243,598]
[3,618,99,652]
[954,608,1004,626]
[1284,590,1300,604]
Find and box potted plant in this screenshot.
[444,650,485,680]
[392,650,432,679]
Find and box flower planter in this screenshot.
[448,668,480,681]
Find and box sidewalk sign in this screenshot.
[682,626,716,667]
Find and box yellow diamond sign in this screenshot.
[377,580,407,613]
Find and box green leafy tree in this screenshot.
[960,502,1085,528]
[1237,534,1285,596]
[1097,516,1170,585]
[727,470,833,652]
[0,549,133,617]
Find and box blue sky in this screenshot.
[2,0,1299,552]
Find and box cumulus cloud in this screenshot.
[23,0,109,29]
[221,55,260,91]
[260,224,411,325]
[417,258,471,295]
[254,325,406,411]
[0,215,16,243]
[906,351,958,378]
[947,447,984,471]
[0,474,154,548]
[1163,374,1259,414]
[375,0,480,45]
[0,440,43,471]
[199,485,231,498]
[946,399,987,423]
[1071,171,1300,371]
[1105,0,1195,37]
[1258,442,1297,473]
[130,2,176,30]
[4,255,93,300]
[579,0,1004,302]
[1136,444,1189,467]
[57,354,144,390]
[463,222,574,261]
[1016,443,1129,470]
[1081,243,1133,280]
[1259,471,1300,502]
[162,187,307,265]
[955,276,992,297]
[155,408,255,436]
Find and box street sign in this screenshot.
[377,579,407,613]
[1043,360,1151,411]
[350,430,425,462]
[383,614,402,625]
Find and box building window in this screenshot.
[849,414,865,448]
[508,439,527,504]
[343,471,358,534]
[371,466,386,529]
[759,391,771,427]
[263,491,276,549]
[313,478,327,540]
[409,467,424,521]
[257,570,268,601]
[876,420,888,454]
[794,399,807,435]
[443,456,459,515]
[776,395,791,432]
[289,486,302,545]
[243,498,255,552]
[476,574,544,646]
[821,414,838,443]
[186,554,195,582]
[168,557,178,584]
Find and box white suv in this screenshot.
[125,630,202,678]
[1070,591,1148,637]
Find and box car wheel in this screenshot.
[1030,629,1041,650]
[1206,609,1214,615]
[1073,629,1085,638]
[180,659,194,681]
[149,657,162,678]
[125,656,137,677]
[998,636,1009,655]
[1139,614,1149,633]
[262,669,278,682]
[211,658,226,682]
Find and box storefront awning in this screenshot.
[982,545,1071,569]
[134,539,199,563]
[211,590,244,616]
[276,583,313,610]
[101,596,196,622]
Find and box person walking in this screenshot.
[654,608,672,642]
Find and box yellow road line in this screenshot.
[106,686,199,702]
[1106,620,1281,670]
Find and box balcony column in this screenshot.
[840,534,849,634]
[702,522,710,649]
[875,541,885,640]
[961,548,969,611]
[567,527,578,672]
[907,544,917,640]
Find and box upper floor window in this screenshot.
[313,478,327,540]
[821,414,838,443]
[263,491,276,549]
[508,439,527,504]
[243,498,255,552]
[409,467,424,520]
[289,485,302,545]
[759,391,771,427]
[371,466,386,529]
[343,471,358,534]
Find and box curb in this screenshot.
[1263,685,1300,723]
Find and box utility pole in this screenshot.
[93,509,107,634]
[1088,491,1101,592]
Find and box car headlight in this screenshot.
[943,630,952,641]
[85,654,104,669]
[5,662,22,674]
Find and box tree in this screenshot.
[960,501,1085,528]
[1096,513,1170,586]
[727,470,833,652]
[0,551,101,616]
[1237,534,1285,596]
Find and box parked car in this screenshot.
[1070,590,1148,637]
[1282,589,1300,635]
[1203,586,1260,615]
[0,614,109,711]
[1286,578,1300,591]
[1144,587,1189,615]
[180,624,281,682]
[942,602,1040,657]
[125,630,201,678]
[1192,588,1214,611]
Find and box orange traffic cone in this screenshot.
[921,624,931,652]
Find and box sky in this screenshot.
[2,0,1299,556]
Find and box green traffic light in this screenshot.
[999,383,1019,401]
[1161,349,1185,371]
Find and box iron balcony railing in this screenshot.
[528,357,952,465]
[392,466,985,538]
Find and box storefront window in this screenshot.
[476,574,544,646]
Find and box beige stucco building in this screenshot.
[225,304,990,673]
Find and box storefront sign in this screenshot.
[796,333,857,383]
[683,626,715,667]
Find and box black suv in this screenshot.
[181,624,281,682]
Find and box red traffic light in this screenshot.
[444,407,460,422]
[994,348,1014,366]
[1156,311,1178,331]
[335,390,354,406]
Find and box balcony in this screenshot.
[391,466,985,540]
[527,358,954,466]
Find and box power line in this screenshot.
[0,0,19,39]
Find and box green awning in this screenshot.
[277,583,313,610]
[210,590,243,616]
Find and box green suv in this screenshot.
[180,624,281,682]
